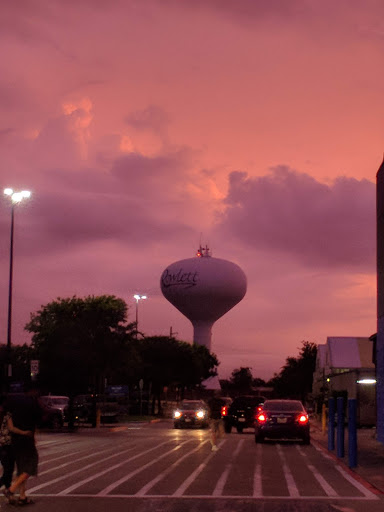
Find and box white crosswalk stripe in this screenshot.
[26,430,380,501]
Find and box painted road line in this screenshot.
[38,444,120,475]
[253,443,262,497]
[212,464,231,497]
[334,463,379,500]
[173,439,226,497]
[135,440,209,497]
[49,493,380,500]
[29,440,170,494]
[213,440,244,497]
[312,441,380,500]
[39,449,91,467]
[276,444,299,497]
[96,440,192,496]
[296,445,338,497]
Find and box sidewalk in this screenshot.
[311,419,384,494]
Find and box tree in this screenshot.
[137,336,219,413]
[270,341,317,401]
[253,377,266,388]
[230,367,253,394]
[25,295,137,395]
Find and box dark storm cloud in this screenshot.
[1,187,196,261]
[0,145,198,261]
[215,166,375,270]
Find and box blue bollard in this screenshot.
[328,398,335,451]
[337,397,345,458]
[348,399,358,468]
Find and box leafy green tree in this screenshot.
[137,336,219,413]
[253,377,267,387]
[269,341,317,401]
[25,295,137,396]
[230,367,253,394]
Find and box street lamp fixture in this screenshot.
[3,188,31,386]
[133,294,147,339]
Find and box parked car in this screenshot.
[254,399,310,444]
[173,400,209,429]
[223,395,265,433]
[73,394,120,424]
[39,395,69,429]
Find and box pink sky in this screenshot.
[0,0,382,381]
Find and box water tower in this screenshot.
[160,246,247,350]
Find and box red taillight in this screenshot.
[257,413,267,423]
[254,406,263,420]
[221,405,228,417]
[298,414,309,424]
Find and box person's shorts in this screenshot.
[209,418,223,433]
[12,436,38,476]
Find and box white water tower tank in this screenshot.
[160,246,247,350]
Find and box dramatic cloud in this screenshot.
[0,1,380,380]
[215,167,375,271]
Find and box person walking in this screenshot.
[207,393,226,451]
[4,386,43,506]
[0,395,15,495]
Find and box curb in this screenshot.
[310,426,384,496]
[311,437,384,495]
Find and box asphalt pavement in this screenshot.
[310,419,384,495]
[27,418,384,512]
[77,415,384,496]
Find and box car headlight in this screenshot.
[174,410,182,419]
[196,410,205,419]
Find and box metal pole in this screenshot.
[6,204,15,384]
[321,403,327,433]
[328,397,335,450]
[135,299,138,339]
[337,397,345,458]
[348,399,358,468]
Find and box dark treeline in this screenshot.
[220,341,317,402]
[0,295,317,407]
[0,295,218,407]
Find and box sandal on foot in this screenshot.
[3,489,16,504]
[17,497,35,506]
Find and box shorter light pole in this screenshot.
[133,294,147,339]
[3,188,31,388]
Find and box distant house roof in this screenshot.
[202,375,221,390]
[327,337,374,369]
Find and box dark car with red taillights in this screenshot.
[254,399,310,444]
[222,395,265,433]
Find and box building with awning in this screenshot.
[312,336,376,426]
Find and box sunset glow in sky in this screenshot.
[1,0,382,380]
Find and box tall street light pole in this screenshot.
[133,294,147,339]
[3,188,31,388]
